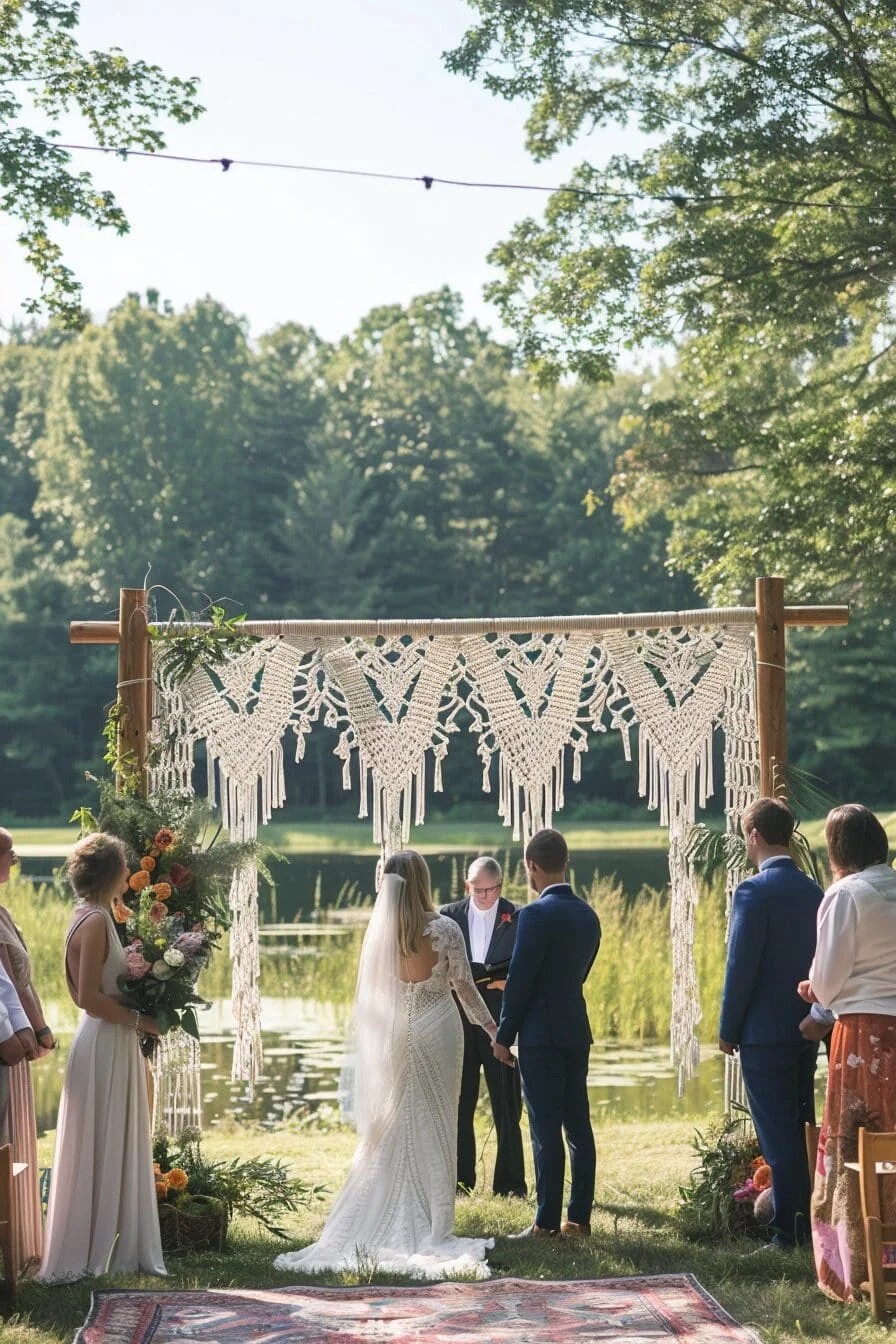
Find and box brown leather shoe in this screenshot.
[560,1220,591,1237]
[509,1222,560,1239]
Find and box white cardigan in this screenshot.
[810,864,896,1016]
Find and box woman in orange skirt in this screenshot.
[801,805,896,1302]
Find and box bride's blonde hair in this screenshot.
[382,850,435,958]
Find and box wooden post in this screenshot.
[755,576,787,797]
[117,588,151,795]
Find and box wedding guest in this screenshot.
[442,856,527,1198]
[0,828,55,1271]
[719,797,823,1249]
[800,804,896,1303]
[38,832,166,1282]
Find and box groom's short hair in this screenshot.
[526,828,568,873]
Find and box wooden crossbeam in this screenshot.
[70,603,848,645]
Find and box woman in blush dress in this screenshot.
[38,832,166,1282]
[274,850,498,1280]
[0,827,54,1272]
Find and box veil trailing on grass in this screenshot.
[338,872,407,1136]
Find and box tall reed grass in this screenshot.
[3,869,728,1042]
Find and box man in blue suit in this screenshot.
[493,828,601,1238]
[719,796,823,1249]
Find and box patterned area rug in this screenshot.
[77,1275,760,1343]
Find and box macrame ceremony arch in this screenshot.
[71,578,847,1125]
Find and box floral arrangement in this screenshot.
[678,1114,766,1241]
[73,782,265,1051]
[153,1126,320,1252]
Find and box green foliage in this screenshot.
[149,602,258,683]
[0,3,202,323]
[153,1127,321,1239]
[448,1,896,601]
[677,1113,762,1242]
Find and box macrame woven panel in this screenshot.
[150,623,758,1094]
[602,627,756,1090]
[459,634,607,843]
[320,637,462,856]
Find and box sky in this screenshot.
[1,0,636,344]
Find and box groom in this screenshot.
[441,856,526,1198]
[494,828,601,1238]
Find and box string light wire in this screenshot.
[48,139,896,215]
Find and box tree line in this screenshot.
[0,288,890,817]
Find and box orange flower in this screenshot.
[129,870,150,892]
[155,1179,169,1198]
[112,900,134,924]
[140,856,156,872]
[752,1163,773,1191]
[154,828,175,850]
[153,882,172,902]
[153,1162,163,1177]
[166,1167,189,1191]
[749,1155,767,1172]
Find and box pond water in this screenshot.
[20,846,671,920]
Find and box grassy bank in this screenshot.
[3,1117,875,1344]
[13,818,672,856]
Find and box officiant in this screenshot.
[441,856,527,1198]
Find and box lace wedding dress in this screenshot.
[274,914,495,1279]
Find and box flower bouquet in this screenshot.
[73,782,265,1054]
[153,1126,320,1254]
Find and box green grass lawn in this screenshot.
[13,818,672,857]
[3,1117,877,1344]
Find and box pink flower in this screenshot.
[733,1178,757,1202]
[124,948,152,980]
[500,913,513,924]
[148,901,168,924]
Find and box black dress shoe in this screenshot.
[508,1222,560,1239]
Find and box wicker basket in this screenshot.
[158,1195,229,1254]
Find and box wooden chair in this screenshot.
[858,1128,896,1321]
[805,1122,820,1181]
[0,1143,27,1305]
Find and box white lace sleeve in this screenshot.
[436,918,495,1030]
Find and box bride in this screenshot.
[274,850,500,1279]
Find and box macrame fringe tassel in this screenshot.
[152,1027,202,1135]
[229,865,263,1097]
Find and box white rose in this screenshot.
[163,947,186,968]
[151,960,175,980]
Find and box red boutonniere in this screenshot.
[500,912,513,924]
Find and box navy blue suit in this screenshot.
[497,884,601,1230]
[440,895,526,1196]
[719,855,823,1244]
